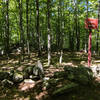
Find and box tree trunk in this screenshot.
[77,20,80,51]
[85,0,89,53]
[36,0,41,56]
[19,0,24,62]
[47,0,51,66]
[56,1,60,55]
[59,0,64,64]
[76,1,80,51]
[5,0,9,54]
[97,0,100,54]
[74,0,80,51]
[26,0,30,57]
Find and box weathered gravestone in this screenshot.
[33,60,44,79]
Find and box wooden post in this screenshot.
[88,29,92,67]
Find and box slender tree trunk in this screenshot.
[77,20,80,51]
[85,0,89,53]
[68,11,72,50]
[29,3,34,47]
[74,0,78,51]
[19,0,24,62]
[97,0,100,54]
[5,0,9,54]
[56,0,63,64]
[96,32,99,53]
[76,1,80,51]
[74,0,80,51]
[56,1,60,53]
[47,0,51,66]
[72,27,75,51]
[59,0,64,64]
[26,0,30,57]
[36,0,41,56]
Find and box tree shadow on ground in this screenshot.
[0,65,100,100]
[44,65,100,100]
[0,52,100,100]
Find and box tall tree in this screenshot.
[74,0,80,51]
[5,0,9,54]
[26,0,30,57]
[59,0,64,64]
[85,0,89,53]
[68,1,74,51]
[36,0,41,56]
[47,0,51,66]
[19,0,24,61]
[56,0,61,51]
[97,0,100,54]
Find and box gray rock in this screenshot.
[24,79,35,83]
[33,60,44,79]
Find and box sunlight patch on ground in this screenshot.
[14,94,30,100]
[35,91,48,100]
[61,62,77,67]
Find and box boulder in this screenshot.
[0,71,10,80]
[54,71,67,78]
[45,78,59,90]
[24,66,33,75]
[23,72,29,79]
[53,82,78,96]
[64,66,93,85]
[13,72,24,83]
[23,66,34,79]
[24,79,35,83]
[1,79,14,87]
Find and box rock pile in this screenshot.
[0,60,44,87]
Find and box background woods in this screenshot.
[0,0,99,64]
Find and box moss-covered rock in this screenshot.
[24,66,34,75]
[53,82,79,96]
[13,72,24,83]
[1,79,14,87]
[45,78,58,90]
[23,72,29,79]
[64,66,93,85]
[0,71,10,80]
[54,71,67,78]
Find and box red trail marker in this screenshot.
[85,18,98,67]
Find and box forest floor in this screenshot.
[0,51,100,100]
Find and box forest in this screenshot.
[1,0,100,100]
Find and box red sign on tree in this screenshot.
[85,18,98,29]
[85,18,98,67]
